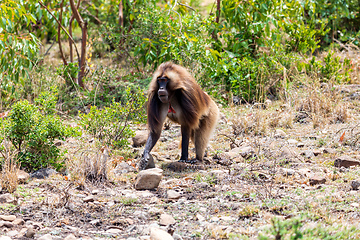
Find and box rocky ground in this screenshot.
[2,85,360,240]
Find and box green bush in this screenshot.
[0,87,80,172]
[78,87,146,149]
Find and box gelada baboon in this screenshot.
[138,62,219,170]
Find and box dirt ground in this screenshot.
[2,84,360,240]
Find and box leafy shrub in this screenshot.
[78,87,146,148]
[297,52,352,83]
[0,87,80,172]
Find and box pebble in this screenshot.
[301,150,315,159]
[334,155,360,168]
[159,213,175,226]
[83,195,95,203]
[13,218,24,226]
[25,227,36,238]
[38,234,53,240]
[167,190,181,200]
[17,170,30,183]
[135,168,163,190]
[106,228,122,234]
[351,180,360,190]
[150,227,174,240]
[309,175,326,186]
[0,236,12,240]
[275,129,287,138]
[0,215,16,222]
[0,194,15,204]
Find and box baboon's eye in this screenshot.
[157,76,169,83]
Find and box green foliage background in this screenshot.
[0,0,360,171]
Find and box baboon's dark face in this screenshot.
[157,76,169,103]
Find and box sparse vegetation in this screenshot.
[1,0,360,239]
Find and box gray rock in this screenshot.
[301,150,315,159]
[159,213,176,226]
[134,168,163,190]
[150,228,174,240]
[237,146,255,159]
[83,195,95,203]
[280,147,295,159]
[17,170,30,183]
[275,129,287,138]
[297,142,305,148]
[7,230,19,237]
[30,168,57,179]
[0,215,16,221]
[38,234,53,240]
[64,234,77,240]
[351,180,360,190]
[288,139,298,145]
[25,227,36,238]
[132,130,148,147]
[112,162,137,175]
[324,148,336,154]
[0,193,15,204]
[0,236,12,240]
[334,155,360,168]
[309,175,326,186]
[167,190,181,200]
[106,228,122,234]
[13,218,24,225]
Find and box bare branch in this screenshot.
[38,1,80,61]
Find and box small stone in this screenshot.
[17,170,30,183]
[91,189,100,195]
[288,139,298,145]
[196,214,205,222]
[83,195,95,203]
[132,130,148,147]
[0,215,16,222]
[89,219,101,226]
[64,234,77,240]
[351,202,360,208]
[280,147,295,159]
[301,150,315,159]
[2,221,14,228]
[0,193,15,204]
[324,148,336,154]
[13,218,24,225]
[238,146,256,159]
[38,234,53,240]
[309,175,326,186]
[351,180,360,190]
[334,155,360,168]
[7,230,19,237]
[30,168,57,179]
[150,227,174,240]
[213,152,232,166]
[167,190,181,200]
[159,213,175,226]
[106,228,122,234]
[112,162,137,175]
[297,142,305,148]
[0,236,12,240]
[134,168,163,190]
[281,168,296,176]
[25,227,36,238]
[275,129,287,138]
[313,149,322,156]
[208,170,227,181]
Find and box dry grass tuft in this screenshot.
[0,142,19,193]
[67,146,110,185]
[294,86,350,127]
